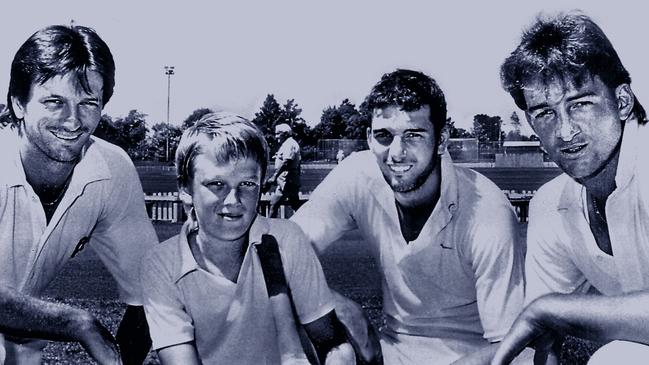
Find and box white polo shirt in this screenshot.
[141,215,335,364]
[292,150,524,364]
[526,117,649,302]
[274,136,301,189]
[0,127,157,362]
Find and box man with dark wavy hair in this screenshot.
[0,25,156,364]
[293,69,525,364]
[493,12,649,364]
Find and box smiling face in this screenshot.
[523,75,632,180]
[12,71,104,163]
[184,154,262,245]
[368,105,445,196]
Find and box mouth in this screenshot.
[219,212,244,221]
[51,130,84,141]
[559,143,587,157]
[387,164,413,174]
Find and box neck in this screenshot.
[19,139,76,191]
[394,159,442,210]
[579,144,621,200]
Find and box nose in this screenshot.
[556,111,579,142]
[387,135,406,161]
[61,104,82,130]
[223,187,240,206]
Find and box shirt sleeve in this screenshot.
[278,222,336,324]
[291,156,359,253]
[90,157,158,305]
[468,200,525,343]
[525,198,586,305]
[140,248,195,350]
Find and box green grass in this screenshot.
[39,222,598,364]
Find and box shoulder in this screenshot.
[87,136,138,179]
[141,234,182,280]
[454,165,512,214]
[261,216,307,244]
[335,150,378,179]
[529,173,573,214]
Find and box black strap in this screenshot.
[255,234,320,365]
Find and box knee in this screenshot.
[588,341,649,365]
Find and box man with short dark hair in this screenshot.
[293,69,525,364]
[0,25,156,364]
[493,12,649,364]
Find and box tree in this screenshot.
[181,107,213,130]
[252,94,283,149]
[472,114,504,142]
[447,117,473,138]
[147,122,183,162]
[313,99,369,140]
[94,110,149,160]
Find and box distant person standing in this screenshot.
[266,123,302,217]
[336,149,345,164]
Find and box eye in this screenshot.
[42,99,64,107]
[532,109,554,121]
[80,100,100,108]
[206,180,226,189]
[373,131,394,146]
[240,181,259,189]
[570,101,592,110]
[403,131,424,141]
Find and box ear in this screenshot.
[437,126,450,155]
[616,83,634,121]
[11,96,25,120]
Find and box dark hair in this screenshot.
[175,112,269,190]
[364,69,447,135]
[501,12,646,123]
[3,24,115,127]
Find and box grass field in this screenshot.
[39,221,600,364]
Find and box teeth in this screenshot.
[562,145,585,153]
[52,131,82,140]
[389,165,412,173]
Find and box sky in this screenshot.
[0,0,647,135]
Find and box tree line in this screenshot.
[0,96,536,163]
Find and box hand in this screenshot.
[332,293,382,364]
[325,342,355,365]
[75,313,123,365]
[262,180,274,194]
[491,303,556,365]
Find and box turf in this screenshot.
[39,222,598,364]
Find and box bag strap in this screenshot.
[255,234,320,365]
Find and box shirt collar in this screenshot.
[557,116,640,210]
[174,215,270,283]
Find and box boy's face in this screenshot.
[185,154,262,244]
[523,75,629,180]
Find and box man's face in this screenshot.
[368,106,440,193]
[523,75,628,179]
[275,130,288,143]
[186,155,262,244]
[13,71,104,163]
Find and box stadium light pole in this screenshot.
[164,66,175,161]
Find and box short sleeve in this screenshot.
[291,155,360,253]
[278,223,335,324]
[140,248,195,350]
[525,198,586,305]
[469,202,525,342]
[90,159,158,305]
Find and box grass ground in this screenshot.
[40,222,599,364]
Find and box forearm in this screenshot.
[534,291,649,344]
[0,286,93,341]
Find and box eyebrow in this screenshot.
[527,91,598,113]
[372,128,428,133]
